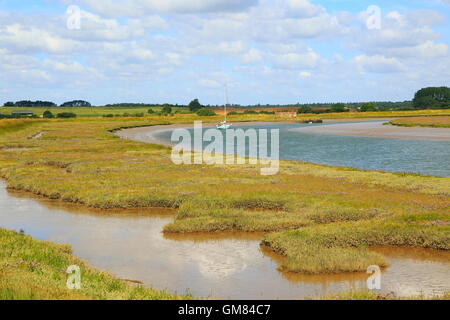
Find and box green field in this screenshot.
[0,106,191,118]
[1,106,450,119]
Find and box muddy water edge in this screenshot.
[0,181,449,299]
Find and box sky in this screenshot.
[0,0,449,106]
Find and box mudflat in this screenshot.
[115,121,287,146]
[289,121,450,141]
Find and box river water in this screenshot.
[151,121,450,177]
[1,181,449,299]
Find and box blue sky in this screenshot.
[0,0,449,105]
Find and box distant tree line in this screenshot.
[3,100,91,107]
[413,87,450,109]
[2,87,448,111]
[208,101,415,112]
[104,103,186,109]
[4,100,57,107]
[60,100,91,107]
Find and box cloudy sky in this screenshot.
[0,0,449,105]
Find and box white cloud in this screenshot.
[240,48,263,64]
[0,23,78,54]
[198,79,222,88]
[406,10,445,26]
[273,49,320,70]
[355,55,405,73]
[73,0,258,16]
[285,0,324,18]
[299,71,312,78]
[382,41,448,59]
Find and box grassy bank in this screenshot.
[263,218,449,274]
[0,228,190,300]
[0,117,449,275]
[389,116,450,128]
[0,119,45,135]
[1,227,446,300]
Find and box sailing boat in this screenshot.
[217,85,232,130]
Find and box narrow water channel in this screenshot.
[1,181,449,299]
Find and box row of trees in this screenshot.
[413,87,450,109]
[3,100,91,107]
[3,87,448,111]
[43,111,77,118]
[60,100,91,107]
[297,104,349,114]
[4,100,57,107]
[242,101,414,111]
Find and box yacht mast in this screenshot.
[224,85,229,123]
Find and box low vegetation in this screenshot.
[389,116,450,128]
[0,115,448,279]
[0,228,190,300]
[0,106,189,118]
[263,218,449,274]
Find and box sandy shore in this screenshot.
[116,119,450,144]
[290,121,450,141]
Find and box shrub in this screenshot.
[328,104,348,113]
[259,111,275,115]
[196,109,217,116]
[360,103,377,112]
[243,110,258,114]
[147,109,155,114]
[162,105,172,115]
[188,99,202,112]
[43,111,54,118]
[103,114,114,118]
[56,112,77,118]
[297,106,313,114]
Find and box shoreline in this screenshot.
[291,120,450,141]
[115,121,294,147]
[116,119,450,146]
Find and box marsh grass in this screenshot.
[0,119,45,135]
[0,228,190,300]
[263,218,449,273]
[389,116,450,128]
[0,117,448,275]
